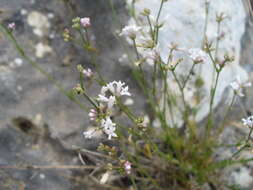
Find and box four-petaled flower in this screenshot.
[101,117,117,140]
[242,115,253,128]
[230,76,251,97]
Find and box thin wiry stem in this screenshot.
[0,24,89,112]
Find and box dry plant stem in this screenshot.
[0,24,89,112]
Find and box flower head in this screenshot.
[188,48,208,63]
[97,95,116,110]
[8,22,15,30]
[80,17,91,28]
[230,76,251,97]
[82,68,93,78]
[101,117,117,140]
[242,116,253,128]
[101,81,131,97]
[119,25,141,39]
[124,161,132,175]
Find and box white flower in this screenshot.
[242,116,253,128]
[82,68,93,78]
[101,81,131,97]
[188,48,208,63]
[8,22,15,30]
[230,76,251,97]
[119,25,141,39]
[83,128,96,139]
[97,95,116,110]
[101,117,117,140]
[124,161,132,175]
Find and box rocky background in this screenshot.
[0,0,253,189]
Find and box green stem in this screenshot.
[171,71,188,120]
[209,70,221,115]
[116,98,136,123]
[155,0,164,44]
[0,24,88,112]
[182,63,196,89]
[232,127,253,158]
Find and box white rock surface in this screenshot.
[127,0,249,124]
[35,42,52,58]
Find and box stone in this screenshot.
[127,0,249,125]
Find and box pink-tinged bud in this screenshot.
[88,109,97,121]
[80,17,91,28]
[8,22,15,30]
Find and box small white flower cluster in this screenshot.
[101,117,117,140]
[119,25,141,39]
[84,81,131,140]
[100,81,131,97]
[242,115,253,128]
[188,48,208,63]
[230,76,251,97]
